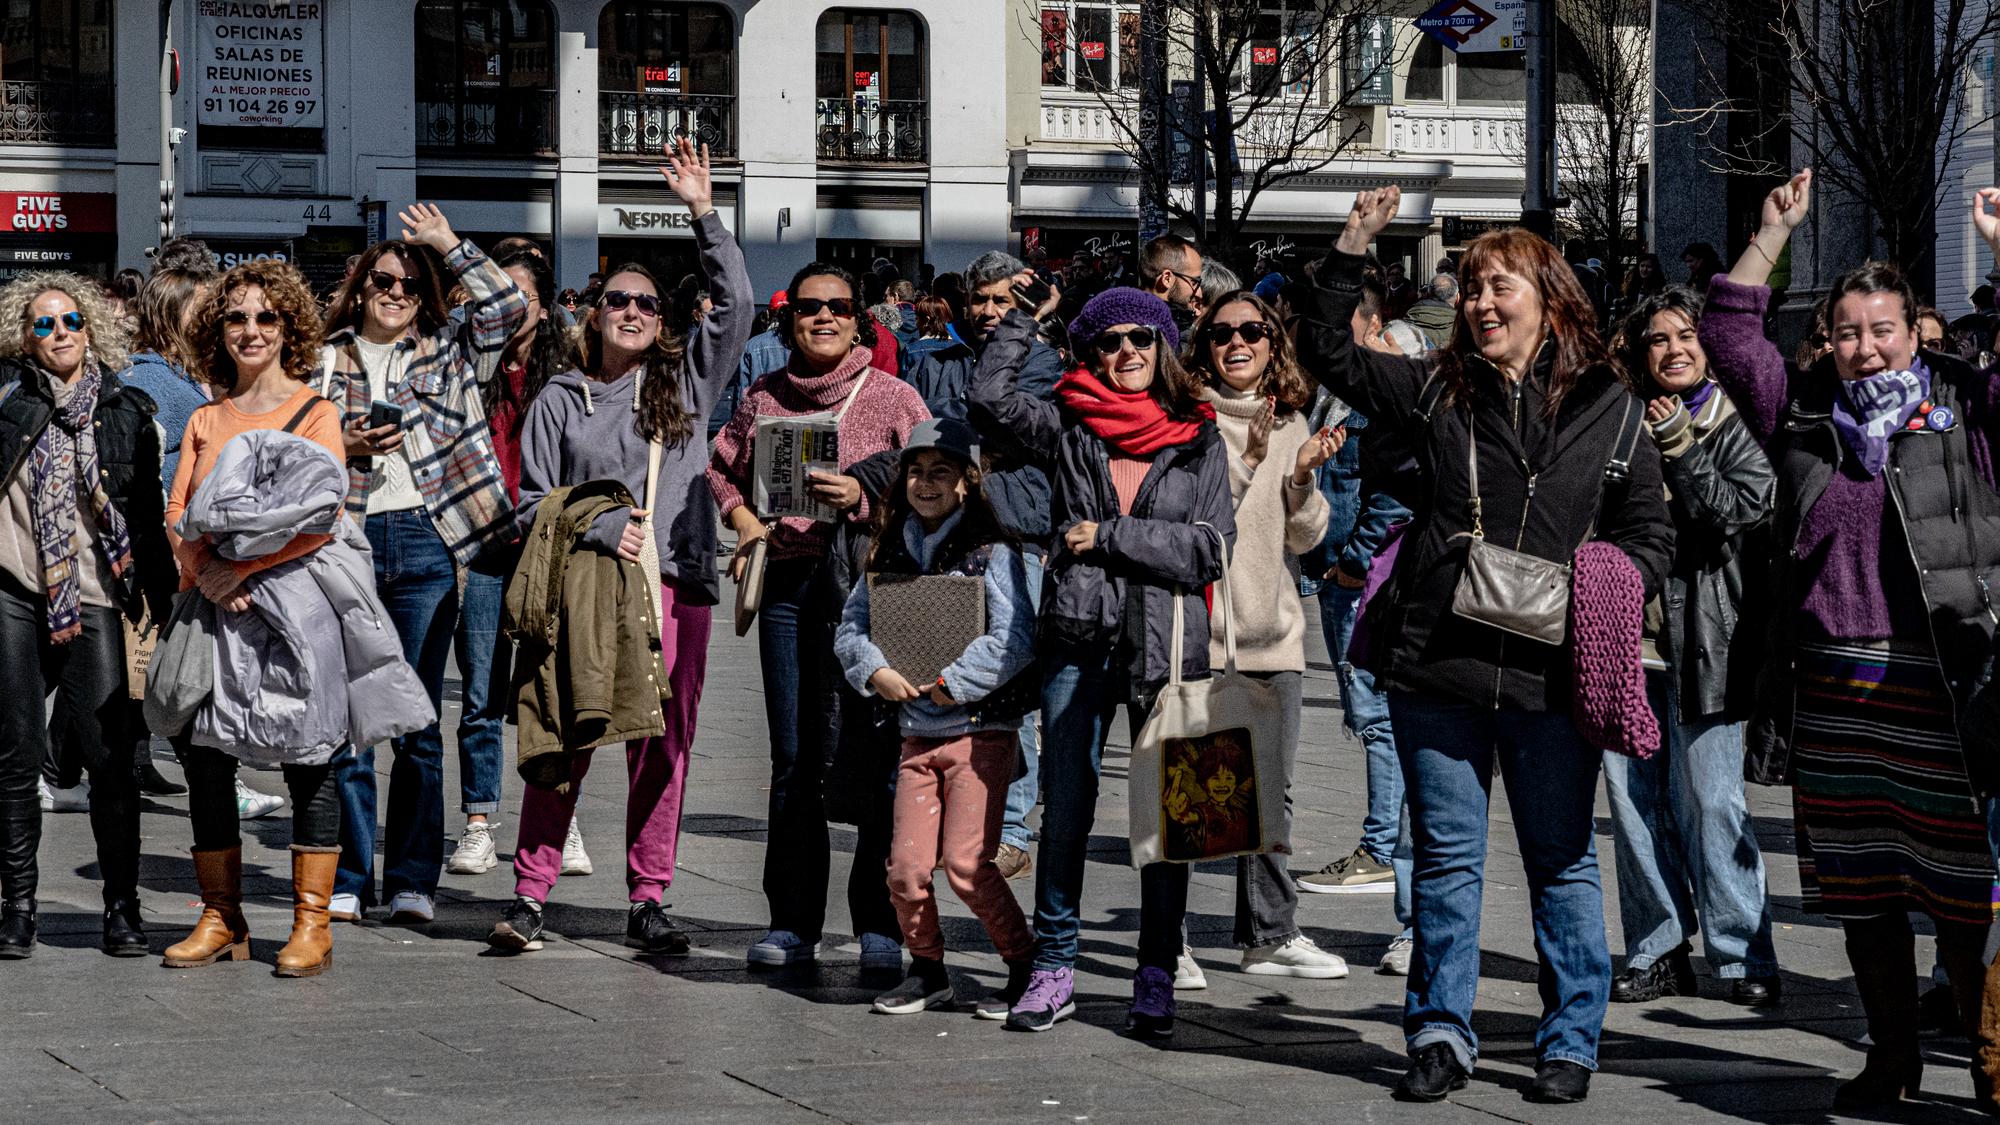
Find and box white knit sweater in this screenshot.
[1200,385,1330,672]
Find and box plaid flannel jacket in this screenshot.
[317,239,527,568]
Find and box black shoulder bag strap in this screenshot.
[280,394,330,435]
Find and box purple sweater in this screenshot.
[1701,277,2000,641]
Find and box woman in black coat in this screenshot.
[1299,189,1673,1105]
[0,271,175,960]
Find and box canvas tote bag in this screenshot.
[1128,524,1289,867]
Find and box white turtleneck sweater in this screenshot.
[1200,384,1329,672]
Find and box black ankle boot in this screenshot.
[1610,943,1697,1003]
[1833,1053,1923,1110]
[102,898,146,957]
[0,898,36,959]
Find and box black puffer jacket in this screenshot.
[1299,249,1674,713]
[969,310,1234,687]
[1646,390,1776,723]
[0,358,174,624]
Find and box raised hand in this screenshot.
[659,137,714,218]
[1242,396,1276,471]
[1729,169,1810,288]
[397,202,459,253]
[1975,187,2000,254]
[1337,186,1402,255]
[1292,424,1344,484]
[1760,169,1812,233]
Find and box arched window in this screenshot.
[597,2,737,159]
[0,0,113,145]
[814,10,926,164]
[415,1,558,156]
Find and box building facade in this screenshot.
[0,0,1011,298]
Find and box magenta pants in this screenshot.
[512,579,711,904]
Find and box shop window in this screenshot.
[0,0,113,145]
[415,1,558,156]
[598,1,737,158]
[1039,3,1138,92]
[815,10,927,164]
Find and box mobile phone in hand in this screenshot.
[367,402,405,431]
[1013,277,1053,311]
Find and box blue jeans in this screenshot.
[1030,644,1139,971]
[450,547,513,817]
[336,510,459,905]
[1322,585,1412,937]
[1391,691,1611,1072]
[1001,548,1047,851]
[1601,671,1778,977]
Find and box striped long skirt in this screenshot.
[1791,640,1996,926]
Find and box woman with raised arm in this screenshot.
[1703,169,2000,1112]
[318,203,527,927]
[487,140,753,957]
[966,286,1234,1036]
[1295,188,1673,1105]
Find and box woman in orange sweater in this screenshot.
[159,259,348,977]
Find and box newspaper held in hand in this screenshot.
[752,415,842,523]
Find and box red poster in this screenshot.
[0,192,115,235]
[854,70,875,89]
[1080,41,1106,60]
[1252,45,1279,65]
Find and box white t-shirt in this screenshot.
[355,336,425,515]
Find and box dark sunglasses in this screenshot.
[1091,327,1159,356]
[366,269,419,296]
[790,296,857,319]
[30,311,84,337]
[1201,321,1274,348]
[599,290,661,317]
[222,309,283,330]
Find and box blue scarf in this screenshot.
[1831,359,1931,477]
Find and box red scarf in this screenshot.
[1056,367,1213,456]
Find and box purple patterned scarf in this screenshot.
[1832,359,1931,477]
[30,361,132,643]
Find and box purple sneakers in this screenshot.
[1124,965,1176,1039]
[1004,966,1076,1031]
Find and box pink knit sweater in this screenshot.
[707,346,930,561]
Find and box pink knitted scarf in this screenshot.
[1570,541,1660,759]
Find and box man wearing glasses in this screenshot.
[1140,234,1205,335]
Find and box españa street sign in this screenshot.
[1416,0,1526,52]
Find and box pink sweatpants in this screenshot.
[513,579,711,904]
[884,730,1033,962]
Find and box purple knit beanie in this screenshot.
[1067,287,1181,354]
[1570,541,1660,759]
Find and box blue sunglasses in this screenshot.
[31,311,84,337]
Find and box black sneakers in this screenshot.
[1394,1043,1469,1102]
[1526,1059,1592,1104]
[102,899,147,957]
[1730,975,1782,1007]
[1610,943,1697,1002]
[625,901,691,956]
[488,899,546,953]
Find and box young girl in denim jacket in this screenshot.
[833,417,1039,1016]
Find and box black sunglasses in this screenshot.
[30,311,84,337]
[790,297,857,319]
[1091,327,1159,356]
[600,289,661,317]
[223,309,283,330]
[1201,322,1274,347]
[366,269,419,296]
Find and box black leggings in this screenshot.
[177,740,339,850]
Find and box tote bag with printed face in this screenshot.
[1128,524,1290,867]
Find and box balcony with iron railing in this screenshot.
[599,91,736,159]
[815,98,927,165]
[417,86,559,157]
[0,80,114,147]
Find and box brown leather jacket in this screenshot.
[504,479,667,791]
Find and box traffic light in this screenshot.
[159,179,174,241]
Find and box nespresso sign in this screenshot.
[596,202,734,238]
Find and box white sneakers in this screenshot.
[329,893,363,922]
[1242,934,1349,979]
[561,817,592,876]
[42,777,89,813]
[386,892,435,925]
[235,778,286,819]
[1175,944,1208,990]
[447,821,498,874]
[1380,936,1414,976]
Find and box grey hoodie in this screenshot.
[515,211,754,605]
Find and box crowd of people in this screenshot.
[5,147,2000,1111]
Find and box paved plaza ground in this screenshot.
[6,588,1996,1124]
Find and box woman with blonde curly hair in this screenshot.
[0,271,176,960]
[1167,288,1347,980]
[157,259,350,977]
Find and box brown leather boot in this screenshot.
[1977,941,2000,1113]
[275,845,339,978]
[161,846,249,968]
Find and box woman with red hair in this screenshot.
[1299,190,1673,1105]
